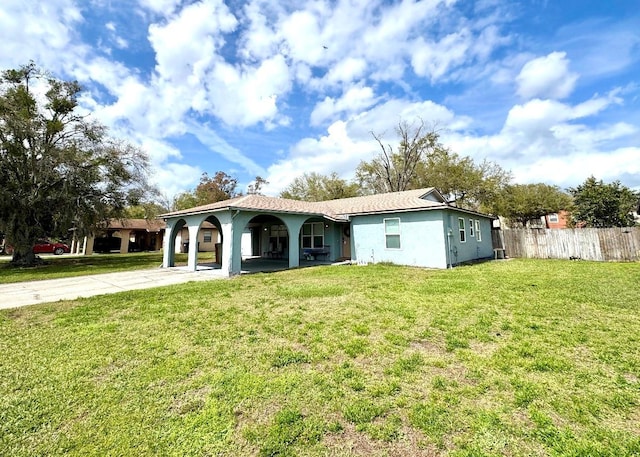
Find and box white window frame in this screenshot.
[302,222,324,249]
[548,213,559,223]
[203,230,212,243]
[475,220,482,242]
[384,218,401,249]
[469,219,474,237]
[458,218,466,243]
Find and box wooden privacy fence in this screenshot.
[492,227,640,261]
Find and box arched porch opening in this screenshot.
[165,218,186,267]
[240,214,290,272]
[192,215,223,270]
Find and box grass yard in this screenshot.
[0,252,209,283]
[1,259,639,456]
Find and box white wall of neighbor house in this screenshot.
[351,211,448,269]
[175,227,220,253]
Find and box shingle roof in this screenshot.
[159,188,484,221]
[161,194,331,218]
[319,188,446,216]
[103,218,166,232]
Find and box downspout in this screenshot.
[447,228,453,269]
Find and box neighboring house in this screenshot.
[543,210,571,229]
[160,188,495,276]
[174,221,220,254]
[88,218,165,254]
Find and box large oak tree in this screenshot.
[491,183,573,227]
[0,63,154,266]
[569,176,639,227]
[356,119,511,210]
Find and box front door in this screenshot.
[342,225,351,259]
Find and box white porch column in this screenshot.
[217,210,247,276]
[219,221,233,276]
[162,221,175,268]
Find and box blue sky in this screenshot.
[1,0,639,199]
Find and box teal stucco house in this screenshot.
[160,188,495,276]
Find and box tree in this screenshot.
[124,202,168,220]
[356,119,511,209]
[568,176,639,227]
[247,176,268,195]
[280,172,361,201]
[0,63,154,266]
[172,171,238,210]
[413,148,511,210]
[492,183,573,227]
[356,119,439,194]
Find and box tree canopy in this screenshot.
[172,171,239,210]
[280,172,361,201]
[568,176,639,228]
[355,119,439,194]
[491,183,573,227]
[247,176,268,195]
[0,62,154,266]
[356,120,511,210]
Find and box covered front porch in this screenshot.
[161,202,351,276]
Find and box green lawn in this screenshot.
[1,259,639,456]
[0,252,215,283]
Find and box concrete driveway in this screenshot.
[0,267,227,310]
[0,257,339,310]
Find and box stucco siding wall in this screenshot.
[444,212,494,265]
[351,211,447,269]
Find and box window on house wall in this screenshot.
[458,218,466,242]
[469,219,474,237]
[548,213,559,223]
[302,222,324,248]
[203,230,212,243]
[384,218,401,249]
[475,220,481,241]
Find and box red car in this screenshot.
[1,239,70,256]
[33,240,70,255]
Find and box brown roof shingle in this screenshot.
[103,218,166,232]
[159,188,486,221]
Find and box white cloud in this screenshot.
[137,0,182,15]
[503,91,622,136]
[310,85,378,126]
[0,0,83,72]
[151,162,203,200]
[516,51,579,100]
[265,98,467,195]
[148,0,238,82]
[410,29,473,81]
[325,57,368,86]
[207,54,292,127]
[189,123,265,178]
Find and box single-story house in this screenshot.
[84,218,165,254]
[160,188,496,276]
